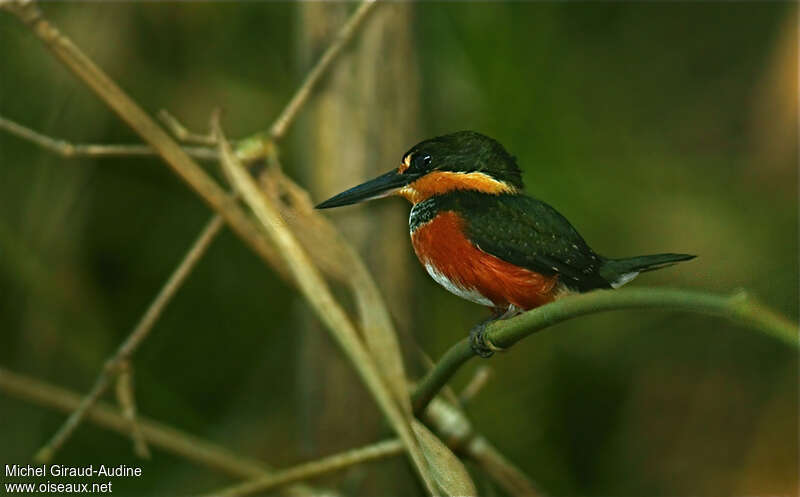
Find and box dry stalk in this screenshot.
[213,118,441,495]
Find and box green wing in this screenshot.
[447,192,611,291]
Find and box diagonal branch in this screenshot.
[411,288,798,414]
[3,0,287,278]
[33,214,224,463]
[268,0,377,140]
[213,117,440,495]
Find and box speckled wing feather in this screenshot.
[444,192,612,291]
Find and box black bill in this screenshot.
[315,169,417,209]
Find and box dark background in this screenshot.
[1,3,797,496]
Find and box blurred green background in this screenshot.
[0,2,796,496]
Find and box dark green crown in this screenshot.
[403,131,524,190]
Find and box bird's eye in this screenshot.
[410,153,432,172]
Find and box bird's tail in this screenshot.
[600,253,696,289]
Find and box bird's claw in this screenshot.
[469,322,503,358]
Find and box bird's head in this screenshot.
[315,131,524,208]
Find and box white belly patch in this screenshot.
[424,263,494,307]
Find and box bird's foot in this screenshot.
[469,322,504,358]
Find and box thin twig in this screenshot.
[158,109,217,145]
[199,439,404,497]
[268,0,378,140]
[115,361,151,459]
[411,288,798,415]
[0,367,319,497]
[458,366,492,406]
[33,214,224,462]
[0,115,218,160]
[466,435,544,497]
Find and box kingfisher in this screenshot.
[316,131,694,356]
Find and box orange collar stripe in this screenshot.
[398,171,516,204]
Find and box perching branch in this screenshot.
[412,287,798,414]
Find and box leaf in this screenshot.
[413,420,477,497]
